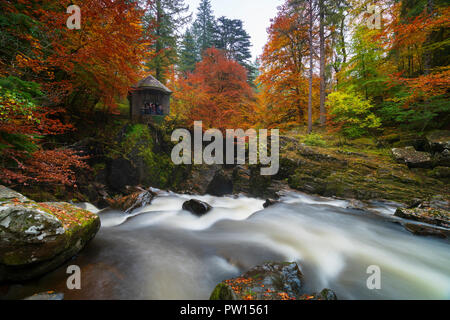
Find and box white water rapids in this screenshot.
[3,190,450,300]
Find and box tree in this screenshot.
[287,0,319,132]
[145,0,191,83]
[327,90,381,138]
[319,0,326,126]
[0,0,155,113]
[174,48,253,130]
[0,0,158,186]
[339,25,389,100]
[178,28,199,76]
[192,0,216,54]
[213,17,253,74]
[0,77,88,186]
[257,1,320,129]
[307,0,315,133]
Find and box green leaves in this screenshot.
[327,90,381,138]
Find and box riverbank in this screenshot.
[14,120,449,211]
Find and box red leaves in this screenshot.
[3,0,155,112]
[0,148,89,186]
[175,48,254,130]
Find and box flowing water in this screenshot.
[2,190,450,300]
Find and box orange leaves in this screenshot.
[256,1,320,129]
[174,48,254,130]
[391,67,450,107]
[5,0,155,111]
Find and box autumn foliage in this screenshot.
[172,48,254,130]
[0,0,154,186]
[256,2,320,129]
[2,0,153,112]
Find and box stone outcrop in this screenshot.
[0,186,100,282]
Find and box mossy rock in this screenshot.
[0,186,100,282]
[210,262,337,301]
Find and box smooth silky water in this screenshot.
[3,190,450,300]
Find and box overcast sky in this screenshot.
[184,0,283,61]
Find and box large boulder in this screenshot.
[182,199,212,216]
[0,186,100,282]
[210,262,337,301]
[392,147,433,168]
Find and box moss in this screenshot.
[285,140,449,204]
[210,283,235,300]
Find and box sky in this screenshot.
[184,0,283,61]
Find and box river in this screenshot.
[3,190,450,300]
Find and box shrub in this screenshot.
[303,133,326,147]
[327,90,381,138]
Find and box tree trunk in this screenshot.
[424,0,434,75]
[156,0,162,81]
[319,0,326,126]
[308,0,314,134]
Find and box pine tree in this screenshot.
[179,28,199,76]
[192,0,216,53]
[213,17,252,74]
[145,0,191,83]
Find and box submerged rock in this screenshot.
[182,199,212,216]
[210,262,337,301]
[395,207,449,228]
[263,199,280,208]
[392,147,433,168]
[23,291,64,300]
[0,186,100,282]
[402,223,447,239]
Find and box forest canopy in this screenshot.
[0,0,449,187]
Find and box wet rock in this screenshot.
[0,186,100,282]
[182,199,212,216]
[315,288,338,300]
[263,199,280,208]
[394,207,449,228]
[403,223,447,239]
[433,149,450,167]
[392,147,433,168]
[210,262,337,301]
[232,165,252,195]
[206,170,233,196]
[347,199,367,211]
[427,130,450,153]
[107,189,156,214]
[23,291,64,300]
[408,197,450,211]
